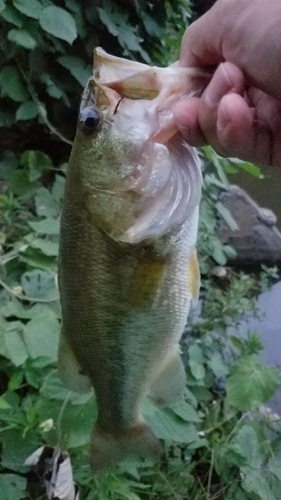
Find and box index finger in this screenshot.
[179,5,224,67]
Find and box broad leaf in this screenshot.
[1,429,39,473]
[0,474,27,500]
[57,55,91,87]
[13,0,42,19]
[39,6,77,44]
[16,101,38,121]
[145,404,198,443]
[28,218,60,235]
[241,466,276,500]
[226,354,280,411]
[20,150,52,181]
[0,321,28,366]
[28,238,59,257]
[9,170,36,196]
[170,399,201,423]
[233,425,262,468]
[23,315,59,361]
[7,28,37,49]
[0,152,18,181]
[40,370,92,404]
[0,66,29,102]
[21,269,59,301]
[207,353,229,377]
[216,201,239,231]
[35,187,61,217]
[268,457,281,480]
[1,5,24,27]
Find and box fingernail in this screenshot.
[204,63,232,106]
[217,104,229,131]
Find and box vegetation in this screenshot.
[0,1,280,499]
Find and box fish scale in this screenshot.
[58,47,205,471]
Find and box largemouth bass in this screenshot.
[58,48,206,471]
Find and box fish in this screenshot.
[58,47,207,472]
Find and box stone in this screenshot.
[217,185,281,263]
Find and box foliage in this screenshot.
[0,1,280,499]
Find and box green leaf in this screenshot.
[189,359,205,380]
[20,248,58,272]
[62,398,96,448]
[142,15,162,37]
[13,0,42,19]
[212,240,227,265]
[28,238,59,257]
[216,201,239,231]
[188,345,205,380]
[1,5,24,27]
[188,345,204,363]
[207,353,229,377]
[9,170,36,197]
[170,399,201,423]
[268,457,281,480]
[97,7,119,36]
[0,152,18,181]
[241,466,276,500]
[23,315,59,361]
[231,159,264,179]
[7,28,37,49]
[0,0,5,13]
[21,269,59,301]
[35,187,61,217]
[0,474,27,500]
[39,6,77,44]
[233,426,262,468]
[40,370,92,404]
[1,429,39,473]
[226,354,281,411]
[28,218,60,235]
[0,325,28,366]
[20,150,52,181]
[145,404,198,444]
[0,397,11,410]
[57,55,91,87]
[40,73,63,99]
[16,101,38,121]
[0,66,29,102]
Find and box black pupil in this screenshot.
[80,108,100,135]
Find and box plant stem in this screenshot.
[16,60,73,146]
[157,470,181,500]
[57,391,72,446]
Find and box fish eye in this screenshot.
[79,107,100,135]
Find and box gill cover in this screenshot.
[81,48,207,244]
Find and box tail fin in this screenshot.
[90,424,162,472]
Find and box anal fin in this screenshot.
[58,331,92,394]
[149,348,186,406]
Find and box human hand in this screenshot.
[174,0,281,167]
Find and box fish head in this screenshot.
[70,48,208,243]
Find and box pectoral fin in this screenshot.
[149,349,186,406]
[58,331,91,394]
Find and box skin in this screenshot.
[174,0,281,167]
